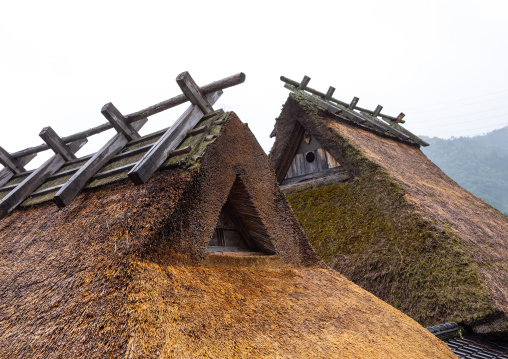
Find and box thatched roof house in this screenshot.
[270,76,508,337]
[0,73,455,358]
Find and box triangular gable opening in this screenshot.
[283,130,342,183]
[207,177,276,255]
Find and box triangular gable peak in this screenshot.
[270,75,428,189]
[208,177,276,254]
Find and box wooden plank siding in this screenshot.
[285,148,339,179]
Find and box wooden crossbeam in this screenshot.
[0,153,37,187]
[187,126,208,137]
[53,119,147,208]
[372,105,383,117]
[0,139,87,219]
[299,76,311,90]
[324,86,335,101]
[128,91,222,185]
[280,76,401,123]
[10,73,245,160]
[396,113,405,123]
[39,126,77,161]
[0,146,26,174]
[350,97,359,110]
[176,72,213,114]
[101,103,141,141]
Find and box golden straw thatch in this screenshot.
[0,111,455,358]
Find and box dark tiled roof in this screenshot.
[427,323,508,358]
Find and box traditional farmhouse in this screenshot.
[0,72,455,358]
[269,75,508,339]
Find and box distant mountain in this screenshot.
[421,126,508,216]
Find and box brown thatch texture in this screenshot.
[270,93,508,335]
[0,110,456,358]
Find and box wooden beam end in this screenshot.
[53,194,68,209]
[127,170,146,186]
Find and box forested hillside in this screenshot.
[421,126,508,215]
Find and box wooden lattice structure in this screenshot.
[275,75,429,147]
[0,72,245,220]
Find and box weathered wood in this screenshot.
[350,97,359,110]
[128,91,222,185]
[284,84,342,115]
[0,139,87,219]
[101,103,141,141]
[11,73,244,159]
[299,75,311,90]
[187,126,207,137]
[372,105,383,117]
[94,146,191,180]
[176,72,213,114]
[275,123,305,183]
[222,203,257,251]
[0,146,26,173]
[269,126,277,138]
[324,86,335,100]
[39,126,77,161]
[281,75,400,122]
[54,119,147,208]
[281,165,352,189]
[126,73,244,122]
[0,153,37,187]
[396,112,405,123]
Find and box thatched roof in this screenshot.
[270,90,508,337]
[0,106,455,357]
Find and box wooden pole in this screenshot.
[0,139,87,219]
[11,72,246,159]
[128,91,222,185]
[176,72,214,114]
[126,72,245,122]
[280,75,402,123]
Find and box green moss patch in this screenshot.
[285,172,498,326]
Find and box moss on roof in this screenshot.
[271,94,508,335]
[0,111,456,358]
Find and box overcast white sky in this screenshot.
[1,0,508,169]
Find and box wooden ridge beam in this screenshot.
[0,153,37,188]
[39,126,77,161]
[126,72,244,122]
[0,139,87,219]
[324,86,335,101]
[128,91,222,185]
[0,146,26,174]
[101,103,141,141]
[372,105,383,118]
[176,72,213,114]
[54,119,147,208]
[280,75,402,123]
[11,72,245,159]
[299,75,311,90]
[349,97,359,110]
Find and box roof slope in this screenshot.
[270,92,508,336]
[0,109,455,358]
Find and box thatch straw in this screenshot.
[270,93,508,335]
[0,111,455,358]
